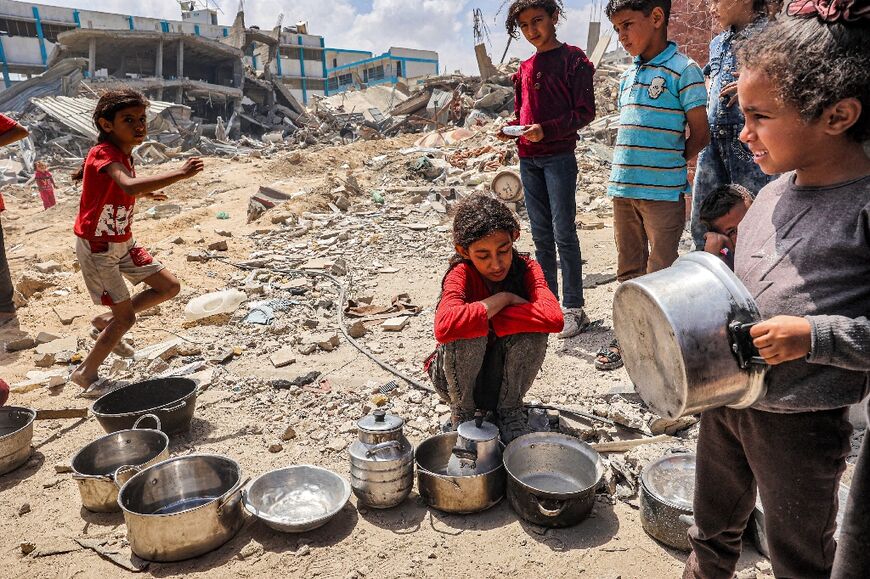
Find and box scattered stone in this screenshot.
[16,272,55,298]
[381,316,410,332]
[187,252,210,262]
[6,336,36,352]
[54,463,73,474]
[271,371,321,389]
[53,306,81,325]
[35,331,60,344]
[270,348,297,368]
[35,336,77,356]
[435,404,450,414]
[42,478,62,489]
[34,261,62,274]
[297,343,317,355]
[281,426,297,441]
[326,438,347,452]
[209,347,235,364]
[170,236,185,244]
[18,503,31,516]
[20,542,36,555]
[268,442,284,453]
[348,321,367,339]
[304,332,340,352]
[755,561,773,573]
[302,318,319,329]
[215,229,233,238]
[208,240,228,251]
[330,258,348,277]
[296,544,311,557]
[237,542,263,560]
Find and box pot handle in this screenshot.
[217,476,251,516]
[112,464,142,488]
[159,400,187,413]
[728,321,767,370]
[532,496,567,518]
[365,440,401,457]
[133,413,162,431]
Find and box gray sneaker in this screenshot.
[497,408,532,443]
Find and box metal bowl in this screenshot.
[242,465,351,533]
[0,406,35,476]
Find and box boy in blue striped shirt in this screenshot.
[595,0,709,372]
[606,0,709,282]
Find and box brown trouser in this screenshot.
[612,196,686,282]
[684,406,852,579]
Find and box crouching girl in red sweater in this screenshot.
[427,194,564,442]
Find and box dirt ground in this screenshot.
[0,135,819,579]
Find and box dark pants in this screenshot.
[428,333,548,415]
[832,401,870,579]
[519,152,584,308]
[0,218,14,313]
[690,124,775,250]
[684,405,852,579]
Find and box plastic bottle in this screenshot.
[184,289,247,322]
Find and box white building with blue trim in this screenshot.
[0,0,439,106]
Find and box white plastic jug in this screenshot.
[184,289,247,322]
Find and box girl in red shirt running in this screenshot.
[427,194,564,441]
[70,89,203,397]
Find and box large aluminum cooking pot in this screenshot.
[91,377,198,435]
[0,406,35,476]
[416,432,505,514]
[613,252,767,419]
[71,415,169,513]
[117,454,245,562]
[503,433,604,528]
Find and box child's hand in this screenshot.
[703,231,734,255]
[720,72,740,108]
[522,124,544,143]
[180,157,204,178]
[750,316,812,365]
[505,292,529,306]
[146,191,169,201]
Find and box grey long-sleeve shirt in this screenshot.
[735,172,870,412]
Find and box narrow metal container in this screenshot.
[348,409,414,509]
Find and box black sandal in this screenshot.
[595,339,624,370]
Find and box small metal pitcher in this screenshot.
[348,409,414,509]
[447,415,501,476]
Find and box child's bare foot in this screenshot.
[70,366,98,389]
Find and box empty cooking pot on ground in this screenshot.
[503,433,604,528]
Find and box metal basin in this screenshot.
[70,415,169,513]
[503,433,604,528]
[416,432,505,514]
[117,454,245,562]
[242,465,351,533]
[0,406,35,476]
[613,252,767,419]
[91,377,198,435]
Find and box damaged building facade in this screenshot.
[0,0,439,105]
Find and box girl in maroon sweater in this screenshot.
[427,194,563,441]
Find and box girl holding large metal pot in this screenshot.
[425,194,564,442]
[682,4,870,578]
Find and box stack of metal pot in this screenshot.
[348,409,414,509]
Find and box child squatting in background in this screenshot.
[683,1,870,577]
[427,194,563,442]
[70,89,203,397]
[499,0,596,339]
[689,0,775,249]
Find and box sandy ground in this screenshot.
[0,135,803,579]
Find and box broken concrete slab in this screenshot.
[270,347,297,368]
[381,316,410,332]
[35,336,78,356]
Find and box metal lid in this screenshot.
[357,409,404,433]
[456,417,499,443]
[641,452,696,511]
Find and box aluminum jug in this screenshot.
[348,408,414,509]
[447,415,502,476]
